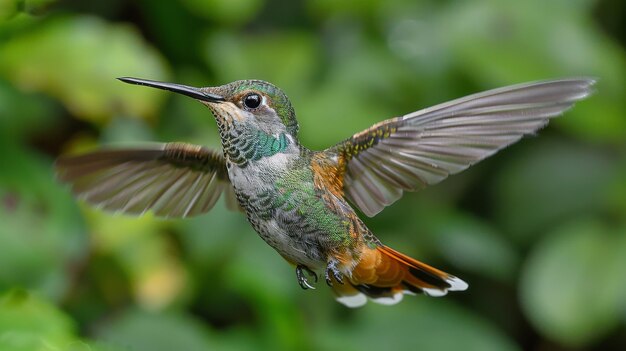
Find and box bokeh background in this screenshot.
[1,0,625,350]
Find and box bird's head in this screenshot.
[118,77,299,138]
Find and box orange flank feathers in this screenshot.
[332,245,468,307]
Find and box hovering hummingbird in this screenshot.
[56,76,594,307]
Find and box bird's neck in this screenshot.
[220,122,301,167]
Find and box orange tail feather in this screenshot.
[332,245,467,307]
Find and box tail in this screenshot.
[331,245,468,308]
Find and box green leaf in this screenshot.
[180,0,263,25]
[606,160,626,215]
[492,139,617,242]
[0,290,76,351]
[0,290,122,351]
[520,220,626,347]
[315,300,521,351]
[307,0,383,17]
[100,116,156,144]
[0,16,169,123]
[204,31,319,93]
[0,0,18,21]
[0,0,54,21]
[97,309,213,351]
[0,138,87,300]
[430,213,519,282]
[19,0,57,15]
[0,79,57,140]
[80,208,186,310]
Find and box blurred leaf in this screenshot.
[0,290,76,351]
[181,0,263,25]
[82,209,187,310]
[307,0,383,17]
[429,213,519,281]
[26,0,56,7]
[384,13,455,77]
[224,233,311,351]
[204,31,319,93]
[0,0,18,21]
[492,139,617,242]
[316,300,521,351]
[100,116,157,144]
[606,158,626,215]
[19,0,56,15]
[97,309,213,351]
[0,138,87,300]
[0,79,58,140]
[0,16,169,123]
[181,204,250,267]
[0,290,122,351]
[520,220,626,347]
[0,0,54,21]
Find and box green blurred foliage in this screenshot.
[0,16,169,123]
[520,220,626,347]
[0,0,625,350]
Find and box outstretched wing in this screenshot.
[331,78,596,217]
[56,142,240,217]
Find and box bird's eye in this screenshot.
[243,93,262,109]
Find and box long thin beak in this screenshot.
[117,77,225,103]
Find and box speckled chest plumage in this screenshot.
[226,152,328,268]
[211,107,359,268]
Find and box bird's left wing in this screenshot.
[56,142,240,217]
[329,78,595,217]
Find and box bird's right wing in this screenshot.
[330,78,596,217]
[56,142,241,217]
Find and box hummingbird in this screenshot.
[56,76,595,307]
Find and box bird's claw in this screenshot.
[296,265,318,290]
[325,260,344,286]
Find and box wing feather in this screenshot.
[56,142,239,218]
[331,78,596,216]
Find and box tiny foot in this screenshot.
[296,265,318,290]
[325,260,344,286]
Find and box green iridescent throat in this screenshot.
[252,130,289,160]
[225,125,291,166]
